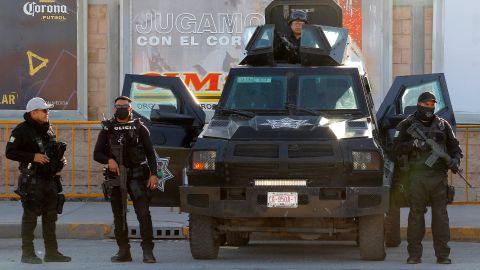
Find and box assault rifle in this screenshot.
[109,145,128,229]
[279,34,299,58]
[406,123,472,188]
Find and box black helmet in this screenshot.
[288,10,308,25]
[417,91,437,103]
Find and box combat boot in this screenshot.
[142,248,156,263]
[21,251,42,264]
[406,257,421,264]
[111,247,132,263]
[44,250,72,262]
[437,257,452,264]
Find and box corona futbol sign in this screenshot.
[0,0,77,110]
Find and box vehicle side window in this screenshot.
[400,80,446,114]
[129,82,179,119]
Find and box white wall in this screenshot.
[362,0,393,109]
[444,0,480,123]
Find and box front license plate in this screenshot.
[267,192,298,208]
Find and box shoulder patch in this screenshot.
[8,136,15,143]
[438,120,445,131]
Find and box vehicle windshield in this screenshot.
[223,76,287,110]
[222,72,361,114]
[297,75,359,110]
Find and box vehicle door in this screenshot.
[122,74,206,206]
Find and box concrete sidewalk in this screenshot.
[0,201,479,241]
[0,201,188,240]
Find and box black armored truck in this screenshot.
[120,0,457,261]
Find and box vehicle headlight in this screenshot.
[192,151,216,171]
[352,151,381,170]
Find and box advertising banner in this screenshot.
[131,0,362,111]
[0,0,78,111]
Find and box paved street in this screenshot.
[1,239,479,270]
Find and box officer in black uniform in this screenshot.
[5,97,71,264]
[94,96,158,263]
[394,92,462,265]
[274,10,308,63]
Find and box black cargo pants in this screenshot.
[110,176,154,251]
[407,170,450,259]
[21,177,59,254]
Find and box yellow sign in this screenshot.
[27,50,49,76]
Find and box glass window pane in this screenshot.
[297,75,359,110]
[400,80,445,114]
[252,26,274,50]
[301,28,322,49]
[130,82,179,119]
[224,76,287,110]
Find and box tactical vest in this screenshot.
[26,126,59,175]
[102,118,146,168]
[406,115,448,171]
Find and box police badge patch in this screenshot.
[154,151,174,192]
[8,136,15,143]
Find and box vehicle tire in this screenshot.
[385,204,401,248]
[225,231,250,246]
[189,214,219,259]
[358,214,386,261]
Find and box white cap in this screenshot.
[26,97,54,112]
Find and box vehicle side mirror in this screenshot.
[150,109,195,126]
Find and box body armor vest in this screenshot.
[103,118,146,168]
[407,115,448,171]
[25,127,64,176]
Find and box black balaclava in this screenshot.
[416,104,435,121]
[416,91,436,122]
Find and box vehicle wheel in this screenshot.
[189,214,219,259]
[358,214,386,261]
[226,231,250,246]
[385,204,401,247]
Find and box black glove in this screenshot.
[412,139,428,151]
[448,157,460,174]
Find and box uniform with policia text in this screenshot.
[93,117,157,262]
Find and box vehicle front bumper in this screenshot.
[180,185,389,218]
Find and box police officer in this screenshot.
[274,10,308,63]
[394,92,462,264]
[94,96,158,263]
[5,97,70,264]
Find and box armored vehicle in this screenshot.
[120,0,456,261]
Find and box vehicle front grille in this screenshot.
[288,144,334,158]
[234,144,279,158]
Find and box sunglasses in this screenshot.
[114,104,130,109]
